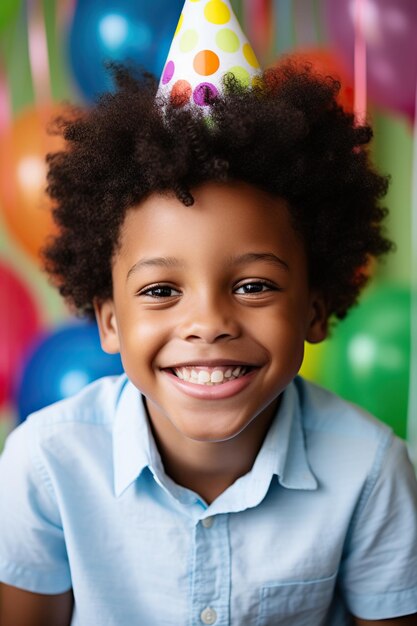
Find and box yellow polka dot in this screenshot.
[243,43,260,68]
[228,65,251,86]
[180,29,199,52]
[216,28,240,53]
[174,13,184,38]
[204,0,231,25]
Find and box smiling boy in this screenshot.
[1,51,417,626]
[98,182,326,506]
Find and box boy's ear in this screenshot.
[306,293,329,344]
[94,299,120,354]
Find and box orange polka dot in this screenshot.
[171,80,192,107]
[193,49,220,76]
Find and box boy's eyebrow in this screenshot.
[126,256,184,281]
[126,252,289,281]
[230,252,290,271]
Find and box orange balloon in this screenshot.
[0,105,64,263]
[288,48,354,114]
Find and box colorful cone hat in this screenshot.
[158,0,261,108]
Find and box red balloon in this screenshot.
[0,261,43,407]
[324,0,417,120]
[289,48,355,113]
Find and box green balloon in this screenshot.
[318,284,410,439]
[0,0,21,32]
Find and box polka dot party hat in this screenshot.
[158,0,261,107]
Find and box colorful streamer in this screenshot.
[293,0,316,48]
[408,81,417,466]
[273,0,294,56]
[353,0,367,124]
[244,0,273,63]
[27,0,51,104]
[0,69,11,133]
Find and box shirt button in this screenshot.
[200,607,217,624]
[201,516,214,528]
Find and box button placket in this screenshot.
[191,514,230,626]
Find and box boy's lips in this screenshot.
[160,361,261,400]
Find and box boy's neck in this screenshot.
[145,398,280,505]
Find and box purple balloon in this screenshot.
[324,0,417,120]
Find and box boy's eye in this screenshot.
[234,281,278,295]
[139,284,181,298]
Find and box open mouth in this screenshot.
[170,365,253,386]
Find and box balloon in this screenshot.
[299,340,327,383]
[317,284,410,439]
[0,105,64,263]
[68,0,185,102]
[0,261,43,408]
[290,48,354,113]
[0,0,21,32]
[15,321,124,422]
[324,0,417,120]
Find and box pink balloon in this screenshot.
[324,0,417,120]
[0,261,43,407]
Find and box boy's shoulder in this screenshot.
[296,375,393,442]
[22,373,128,434]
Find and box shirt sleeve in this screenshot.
[0,419,72,594]
[340,434,417,620]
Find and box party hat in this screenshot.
[158,0,261,107]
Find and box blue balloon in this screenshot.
[15,321,124,422]
[68,0,184,102]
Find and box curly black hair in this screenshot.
[43,59,393,321]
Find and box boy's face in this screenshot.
[96,181,327,442]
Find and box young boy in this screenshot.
[1,16,417,626]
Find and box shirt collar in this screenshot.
[113,376,317,499]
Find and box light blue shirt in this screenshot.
[1,374,417,626]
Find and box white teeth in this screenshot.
[210,370,224,384]
[198,370,211,384]
[172,365,249,386]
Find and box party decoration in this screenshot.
[324,0,417,121]
[15,321,124,423]
[290,48,354,113]
[158,0,261,107]
[299,340,327,383]
[0,0,21,33]
[317,284,410,439]
[0,67,11,133]
[0,261,42,409]
[68,0,184,102]
[0,104,64,263]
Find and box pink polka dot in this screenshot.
[193,82,219,106]
[162,60,175,85]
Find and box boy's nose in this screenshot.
[179,297,241,344]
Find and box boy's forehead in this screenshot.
[116,181,305,269]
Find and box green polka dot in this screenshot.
[228,65,251,86]
[180,29,199,52]
[216,28,240,53]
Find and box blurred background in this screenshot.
[0,0,416,464]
